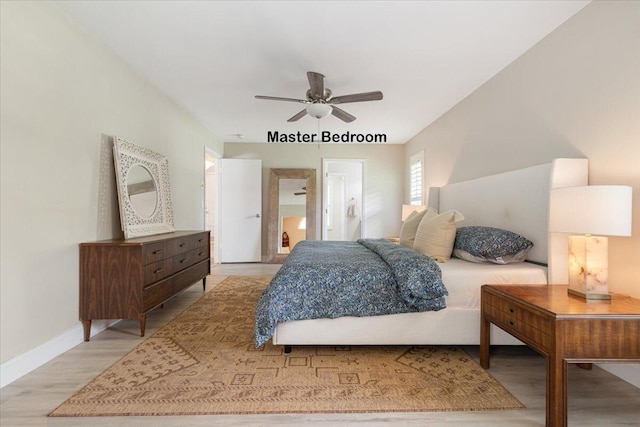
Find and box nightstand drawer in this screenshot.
[485,293,550,329]
[484,303,550,350]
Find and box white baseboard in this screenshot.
[598,363,640,389]
[0,319,117,389]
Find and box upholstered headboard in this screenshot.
[427,158,588,284]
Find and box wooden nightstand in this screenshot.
[480,284,640,427]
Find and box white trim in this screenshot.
[0,320,117,388]
[204,146,221,265]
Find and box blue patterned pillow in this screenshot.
[453,226,533,264]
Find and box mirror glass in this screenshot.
[127,165,158,218]
[278,178,307,254]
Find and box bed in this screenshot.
[256,158,588,349]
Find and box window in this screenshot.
[409,151,424,205]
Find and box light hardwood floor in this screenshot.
[1,263,638,426]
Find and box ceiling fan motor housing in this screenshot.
[306,88,332,101]
[255,71,383,122]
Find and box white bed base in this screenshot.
[275,308,522,346]
[272,158,588,347]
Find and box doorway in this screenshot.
[204,147,220,264]
[322,158,365,241]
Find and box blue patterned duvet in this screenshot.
[254,238,447,347]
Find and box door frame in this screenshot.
[204,147,221,264]
[322,158,366,240]
[325,173,347,240]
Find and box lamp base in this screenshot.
[567,235,610,300]
[567,287,611,300]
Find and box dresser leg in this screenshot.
[82,320,91,342]
[202,276,207,291]
[139,315,146,337]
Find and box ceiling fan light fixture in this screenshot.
[306,103,332,119]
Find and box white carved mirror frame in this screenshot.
[267,168,316,263]
[113,136,175,239]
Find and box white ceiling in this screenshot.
[56,1,589,144]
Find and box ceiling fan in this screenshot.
[255,71,383,123]
[294,187,306,196]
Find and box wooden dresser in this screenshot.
[80,230,210,341]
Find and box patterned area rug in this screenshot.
[49,275,523,416]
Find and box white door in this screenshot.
[219,159,262,262]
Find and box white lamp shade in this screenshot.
[306,103,332,119]
[549,185,632,236]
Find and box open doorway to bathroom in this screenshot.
[204,147,221,265]
[322,158,365,241]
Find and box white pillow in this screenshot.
[398,208,437,248]
[413,210,465,262]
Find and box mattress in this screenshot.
[441,258,548,309]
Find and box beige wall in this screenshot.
[0,1,223,364]
[224,143,405,256]
[405,1,640,298]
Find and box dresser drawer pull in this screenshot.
[509,320,515,327]
[198,238,204,243]
[198,252,205,256]
[509,306,515,313]
[179,243,187,247]
[153,268,164,274]
[153,249,164,255]
[179,258,187,264]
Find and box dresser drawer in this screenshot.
[144,257,173,284]
[191,245,210,263]
[484,299,550,350]
[169,232,208,254]
[143,240,173,264]
[192,232,209,248]
[143,260,210,311]
[172,250,194,272]
[144,246,209,284]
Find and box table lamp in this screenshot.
[402,204,426,221]
[549,185,632,299]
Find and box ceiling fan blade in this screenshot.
[331,106,356,123]
[330,91,383,104]
[307,71,325,100]
[255,95,307,103]
[287,109,308,122]
[294,192,306,195]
